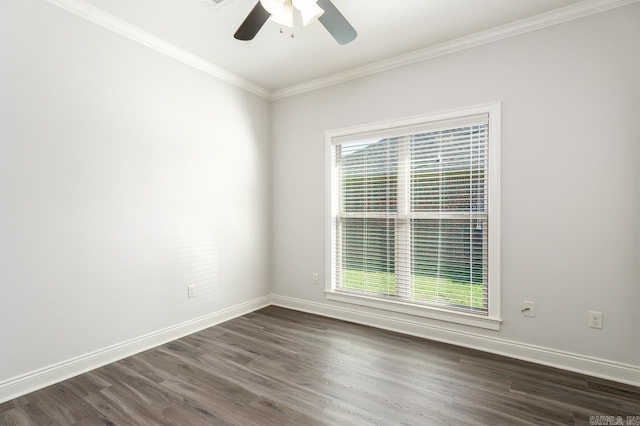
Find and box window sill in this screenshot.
[325,290,502,331]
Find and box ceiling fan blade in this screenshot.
[234,2,270,41]
[317,0,357,45]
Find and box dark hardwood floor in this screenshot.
[1,306,638,425]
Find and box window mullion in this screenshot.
[395,136,411,299]
[334,145,343,292]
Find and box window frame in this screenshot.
[325,102,502,330]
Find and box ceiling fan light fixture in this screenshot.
[260,0,294,27]
[237,0,355,44]
[292,0,324,26]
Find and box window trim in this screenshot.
[325,102,502,330]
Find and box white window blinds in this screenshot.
[331,114,490,315]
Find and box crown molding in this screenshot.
[44,0,638,101]
[44,0,271,99]
[271,0,640,100]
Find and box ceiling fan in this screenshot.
[234,0,357,45]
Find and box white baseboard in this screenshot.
[2,293,637,405]
[0,295,272,404]
[271,295,640,387]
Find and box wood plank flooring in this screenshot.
[1,306,638,425]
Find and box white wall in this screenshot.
[0,0,270,385]
[271,3,640,369]
[1,0,638,397]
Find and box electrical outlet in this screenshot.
[187,285,196,298]
[312,272,319,285]
[588,311,603,329]
[521,301,535,317]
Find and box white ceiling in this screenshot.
[73,0,592,92]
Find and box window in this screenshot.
[326,103,501,330]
